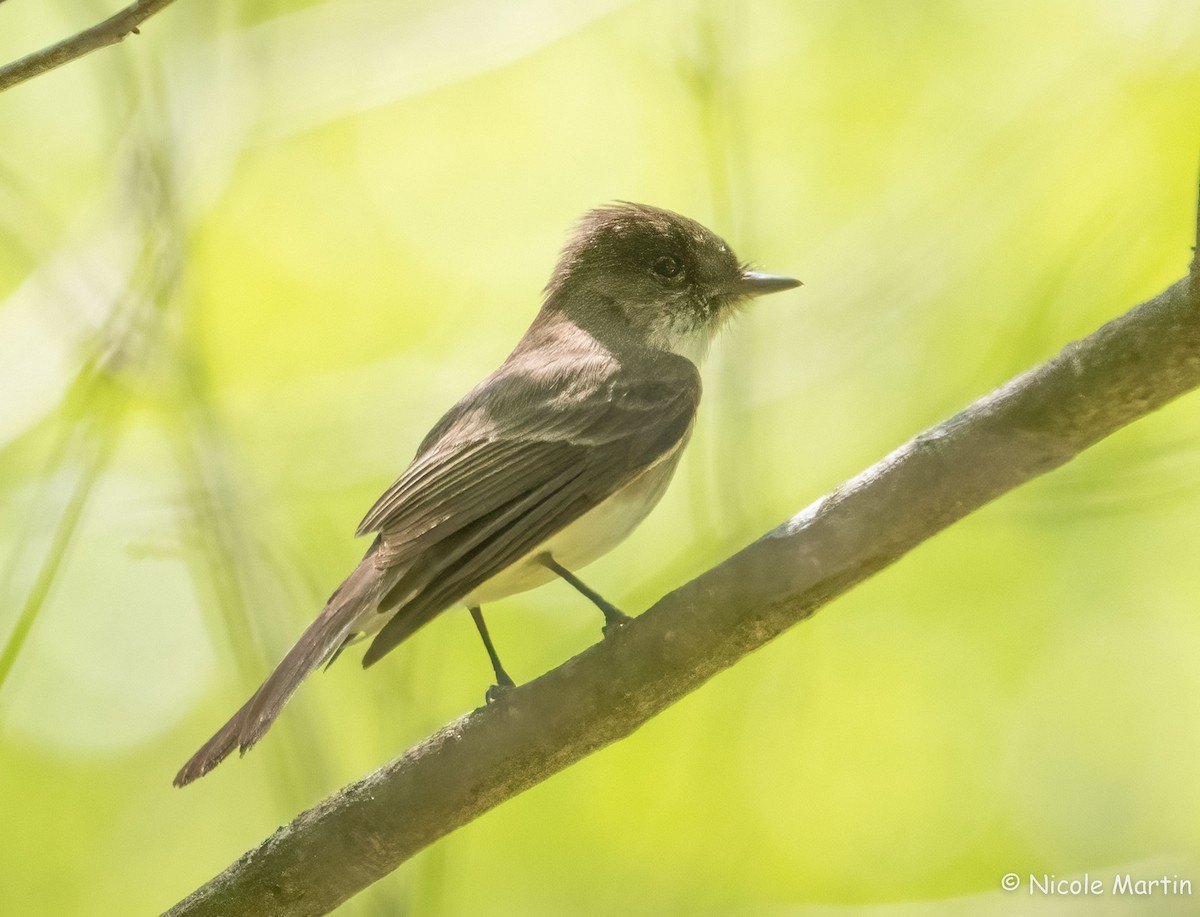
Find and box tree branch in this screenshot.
[0,0,178,93]
[1192,162,1200,278]
[167,222,1200,914]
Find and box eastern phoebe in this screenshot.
[175,202,798,786]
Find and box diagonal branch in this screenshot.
[0,0,178,93]
[167,227,1200,915]
[1192,163,1200,278]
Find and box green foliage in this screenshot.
[1,0,1198,913]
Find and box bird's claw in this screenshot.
[484,679,515,705]
[601,609,632,638]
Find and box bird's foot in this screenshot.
[484,674,516,705]
[601,607,632,638]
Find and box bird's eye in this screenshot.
[651,256,682,279]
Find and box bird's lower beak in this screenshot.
[736,271,802,296]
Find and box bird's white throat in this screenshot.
[647,312,719,367]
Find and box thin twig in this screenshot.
[0,0,179,93]
[166,245,1200,915]
[0,408,121,691]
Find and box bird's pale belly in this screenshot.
[461,447,684,607]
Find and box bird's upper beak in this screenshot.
[735,270,802,297]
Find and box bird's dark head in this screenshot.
[543,202,799,362]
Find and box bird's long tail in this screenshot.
[173,552,385,787]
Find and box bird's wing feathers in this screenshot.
[356,351,701,665]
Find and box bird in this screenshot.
[174,202,799,786]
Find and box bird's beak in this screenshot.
[736,270,802,297]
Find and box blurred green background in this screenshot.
[2,1,1199,914]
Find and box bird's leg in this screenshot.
[469,606,515,703]
[539,554,631,637]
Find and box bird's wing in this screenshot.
[355,351,701,666]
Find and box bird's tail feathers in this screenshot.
[173,556,384,787]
